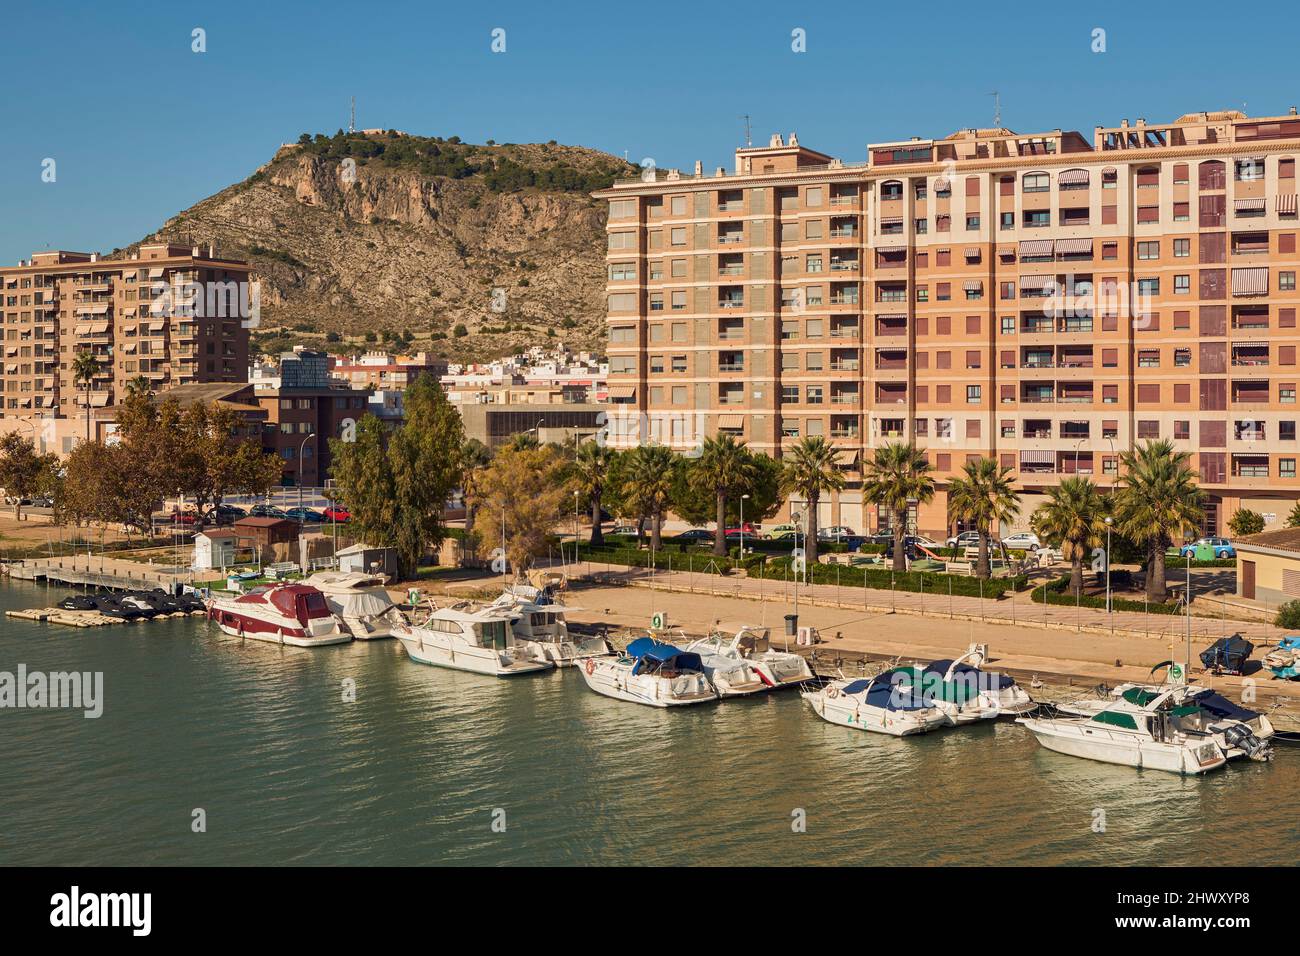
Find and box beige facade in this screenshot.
[1,243,251,426]
[1234,527,1300,604]
[597,111,1300,536]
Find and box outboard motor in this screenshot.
[1222,723,1273,762]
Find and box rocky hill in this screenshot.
[121,131,635,360]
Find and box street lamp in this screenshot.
[1073,438,1087,475]
[1184,531,1194,679]
[573,489,581,567]
[298,434,314,514]
[1104,516,1113,614]
[740,494,750,557]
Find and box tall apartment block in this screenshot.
[596,110,1300,537]
[1,243,251,433]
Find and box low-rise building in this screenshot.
[1235,527,1300,603]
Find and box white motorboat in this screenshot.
[306,571,403,640]
[677,632,767,697]
[1018,696,1230,774]
[490,581,612,666]
[684,626,814,689]
[1054,683,1273,761]
[917,645,1037,717]
[576,637,718,707]
[802,673,949,736]
[206,582,350,647]
[394,601,554,676]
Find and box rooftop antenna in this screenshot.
[349,96,356,134]
[989,91,1001,127]
[740,114,752,147]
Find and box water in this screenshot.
[1,578,1297,866]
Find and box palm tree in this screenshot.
[1030,477,1109,597]
[573,441,616,546]
[780,436,845,566]
[621,444,677,551]
[124,374,151,400]
[1114,439,1204,603]
[459,438,492,543]
[692,434,755,557]
[862,441,934,573]
[71,351,101,443]
[946,457,1021,579]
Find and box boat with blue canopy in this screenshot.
[577,634,719,707]
[802,670,948,736]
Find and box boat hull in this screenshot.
[803,690,947,736]
[1019,718,1226,774]
[523,637,613,667]
[210,616,350,647]
[396,630,552,676]
[576,659,717,707]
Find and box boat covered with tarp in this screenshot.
[1198,635,1254,674]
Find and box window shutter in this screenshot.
[1174,383,1191,403]
[1283,345,1297,366]
[1137,384,1160,403]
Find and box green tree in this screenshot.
[1286,501,1300,529]
[1030,477,1110,597]
[1227,508,1265,537]
[572,441,616,546]
[0,433,60,518]
[946,457,1022,579]
[691,435,757,557]
[1114,439,1204,602]
[861,441,932,573]
[71,351,101,443]
[620,444,678,550]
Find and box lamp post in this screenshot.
[297,434,314,515]
[1073,438,1087,475]
[1185,533,1193,677]
[573,489,580,568]
[740,493,750,557]
[1104,515,1113,614]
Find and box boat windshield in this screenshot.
[478,620,510,650]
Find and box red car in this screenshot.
[170,509,198,525]
[724,523,758,538]
[323,506,350,523]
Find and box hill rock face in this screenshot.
[130,132,634,355]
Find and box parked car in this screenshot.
[765,525,798,541]
[284,507,324,524]
[946,531,982,549]
[608,525,638,537]
[169,509,198,526]
[322,506,350,523]
[212,504,247,525]
[1000,532,1042,552]
[817,526,857,541]
[31,496,55,509]
[1180,536,1235,559]
[250,504,290,519]
[675,529,714,542]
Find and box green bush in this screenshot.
[1031,576,1181,615]
[1275,600,1300,630]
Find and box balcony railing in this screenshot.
[718,300,744,309]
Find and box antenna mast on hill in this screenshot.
[989,91,1001,127]
[350,96,356,133]
[740,114,752,147]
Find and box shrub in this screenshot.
[1032,576,1181,615]
[1276,600,1300,630]
[1228,508,1265,537]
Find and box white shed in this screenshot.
[336,543,398,579]
[193,529,240,571]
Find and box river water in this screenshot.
[1,579,1296,866]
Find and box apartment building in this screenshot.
[597,110,1300,537]
[0,243,251,435]
[329,351,449,390]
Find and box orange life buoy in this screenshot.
[585,658,597,676]
[827,687,840,700]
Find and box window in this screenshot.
[670,227,686,246]
[966,215,980,230]
[671,355,687,373]
[966,385,981,404]
[1173,202,1190,222]
[1175,348,1191,367]
[1282,272,1297,291]
[1000,211,1014,230]
[1235,158,1265,182]
[1137,278,1160,296]
[1137,421,1159,439]
[1174,421,1190,440]
[1175,275,1190,294]
[1001,316,1014,334]
[781,385,799,404]
[1284,460,1297,479]
[1102,242,1118,260]
[1022,172,1049,193]
[1138,241,1160,260]
[1174,239,1190,258]
[1283,421,1297,441]
[609,262,636,281]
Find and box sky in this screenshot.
[2,0,1298,265]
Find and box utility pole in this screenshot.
[349,96,356,134]
[989,91,1001,127]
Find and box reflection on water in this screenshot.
[0,580,1295,866]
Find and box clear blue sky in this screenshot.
[1,0,1295,265]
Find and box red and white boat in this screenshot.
[206,583,350,647]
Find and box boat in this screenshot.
[1263,636,1300,680]
[206,583,350,647]
[881,664,1001,725]
[394,601,554,676]
[576,637,718,707]
[678,632,767,697]
[489,576,612,666]
[683,626,815,688]
[1199,634,1254,675]
[1053,663,1274,760]
[919,645,1037,717]
[306,571,403,640]
[802,672,949,736]
[1017,692,1231,774]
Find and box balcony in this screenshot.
[718,298,745,309]
[1231,345,1269,367]
[830,321,861,339]
[718,362,745,373]
[830,360,860,372]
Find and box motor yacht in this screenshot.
[576,637,718,707]
[802,672,948,736]
[684,626,814,688]
[919,645,1037,717]
[490,579,612,666]
[394,601,554,676]
[206,583,350,647]
[306,571,403,640]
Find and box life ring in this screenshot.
[827,687,840,700]
[585,658,597,676]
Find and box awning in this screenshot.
[1279,194,1298,215]
[1020,449,1055,464]
[1054,238,1093,256]
[718,414,744,429]
[1057,168,1090,186]
[89,321,110,333]
[4,346,17,356]
[833,449,859,465]
[122,307,137,316]
[1234,198,1266,212]
[608,385,636,400]
[74,324,91,335]
[963,247,980,258]
[1018,274,1057,291]
[39,396,56,407]
[963,280,983,292]
[148,320,166,331]
[148,267,165,278]
[4,364,16,374]
[874,313,908,321]
[933,177,950,191]
[878,218,903,227]
[1232,267,1269,296]
[89,393,110,407]
[875,245,906,254]
[1019,239,1054,257]
[997,246,1016,259]
[121,342,137,353]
